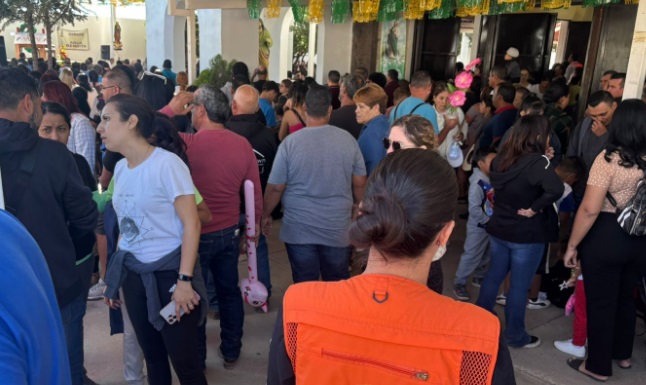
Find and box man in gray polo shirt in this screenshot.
[261,85,367,283]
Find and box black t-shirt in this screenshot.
[267,307,516,385]
[329,105,363,140]
[102,150,124,173]
[226,115,278,192]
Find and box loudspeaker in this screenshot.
[100,45,110,60]
[0,36,8,68]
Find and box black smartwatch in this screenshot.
[177,274,193,282]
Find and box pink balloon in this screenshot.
[241,180,268,311]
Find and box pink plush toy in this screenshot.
[240,180,268,313]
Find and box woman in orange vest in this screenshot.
[267,149,516,385]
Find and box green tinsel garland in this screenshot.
[331,0,351,23]
[428,0,455,18]
[247,0,262,19]
[377,0,403,21]
[288,0,309,23]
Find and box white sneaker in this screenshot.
[554,339,586,358]
[495,294,506,306]
[527,298,551,310]
[87,278,106,301]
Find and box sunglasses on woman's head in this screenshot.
[383,138,413,151]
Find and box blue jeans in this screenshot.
[238,214,272,297]
[206,270,219,312]
[285,243,351,283]
[59,292,87,385]
[256,234,272,297]
[197,225,244,362]
[206,227,272,310]
[476,236,544,347]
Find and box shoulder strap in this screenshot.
[409,102,426,115]
[392,103,401,121]
[292,109,306,127]
[4,142,39,216]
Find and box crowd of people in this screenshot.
[0,48,645,385]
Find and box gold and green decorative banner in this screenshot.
[242,0,638,22]
[542,0,571,8]
[456,0,490,16]
[288,0,309,23]
[403,0,426,19]
[331,0,351,23]
[421,0,443,10]
[247,0,262,19]
[427,0,454,18]
[352,0,381,22]
[377,0,403,21]
[580,0,638,5]
[309,0,325,22]
[266,0,282,18]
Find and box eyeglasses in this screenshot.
[383,138,415,151]
[101,85,117,91]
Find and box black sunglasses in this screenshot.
[383,138,413,151]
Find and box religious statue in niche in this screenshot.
[258,19,272,69]
[114,21,123,51]
[379,19,406,77]
[385,20,400,59]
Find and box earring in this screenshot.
[432,244,447,262]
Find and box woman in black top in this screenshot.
[476,115,563,348]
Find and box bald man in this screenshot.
[226,85,278,299]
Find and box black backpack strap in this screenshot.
[409,102,426,115]
[4,143,39,216]
[292,109,306,127]
[392,103,401,121]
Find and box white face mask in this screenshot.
[432,245,447,262]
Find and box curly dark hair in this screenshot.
[604,99,646,171]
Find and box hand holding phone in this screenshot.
[160,300,185,325]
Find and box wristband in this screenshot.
[178,274,193,282]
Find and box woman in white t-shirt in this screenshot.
[98,94,207,385]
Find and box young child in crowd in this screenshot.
[554,157,587,358]
[453,148,496,301]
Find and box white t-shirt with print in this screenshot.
[113,147,195,263]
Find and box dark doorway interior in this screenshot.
[477,13,557,78]
[412,17,461,81]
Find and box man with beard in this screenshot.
[0,68,98,385]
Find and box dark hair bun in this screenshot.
[349,149,457,259]
[351,194,407,256]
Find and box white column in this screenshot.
[262,8,290,82]
[308,22,316,78]
[110,1,116,59]
[624,2,646,99]
[220,9,259,69]
[315,6,352,82]
[197,9,222,68]
[146,0,186,71]
[187,12,197,82]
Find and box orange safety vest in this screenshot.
[283,274,500,385]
